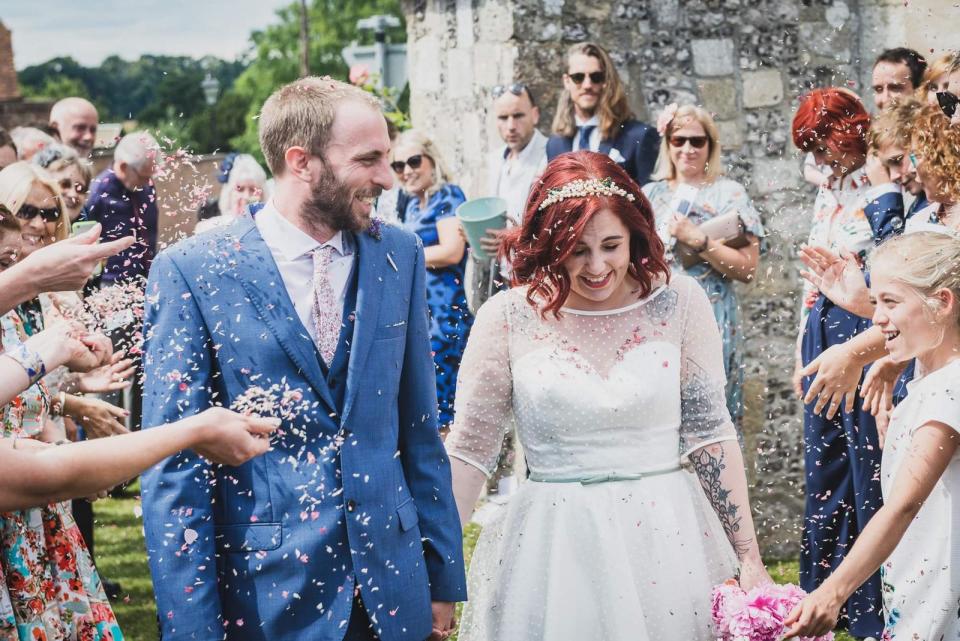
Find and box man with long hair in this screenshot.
[546,42,659,187]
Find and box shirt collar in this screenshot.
[501,130,545,163]
[575,114,600,127]
[257,200,350,261]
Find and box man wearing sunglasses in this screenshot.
[546,42,659,188]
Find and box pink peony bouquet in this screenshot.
[711,580,833,641]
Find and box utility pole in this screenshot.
[299,0,309,77]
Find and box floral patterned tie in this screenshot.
[311,245,340,367]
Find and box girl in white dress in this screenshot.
[445,151,771,641]
[786,230,960,640]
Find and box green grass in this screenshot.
[95,503,852,641]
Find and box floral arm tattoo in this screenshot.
[690,444,754,558]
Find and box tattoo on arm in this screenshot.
[690,446,753,557]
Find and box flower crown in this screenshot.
[537,177,636,211]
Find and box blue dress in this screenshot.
[798,168,899,639]
[643,178,766,427]
[401,184,474,428]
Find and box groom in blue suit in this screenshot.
[141,77,466,641]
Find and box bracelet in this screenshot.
[694,235,710,253]
[50,391,67,418]
[3,343,47,385]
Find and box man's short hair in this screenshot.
[258,76,379,176]
[114,131,160,171]
[874,48,928,89]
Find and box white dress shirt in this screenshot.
[572,114,601,152]
[255,201,355,345]
[486,129,548,222]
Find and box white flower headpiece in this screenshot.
[537,177,636,211]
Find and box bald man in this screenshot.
[50,97,98,156]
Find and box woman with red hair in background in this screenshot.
[445,151,771,641]
[791,88,899,640]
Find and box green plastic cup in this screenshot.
[456,197,508,261]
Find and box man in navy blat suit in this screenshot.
[140,77,466,641]
[546,42,659,188]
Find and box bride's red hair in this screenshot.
[501,151,669,318]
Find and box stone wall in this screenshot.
[404,0,957,558]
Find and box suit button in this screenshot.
[346,499,356,512]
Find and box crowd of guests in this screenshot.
[0,35,955,640]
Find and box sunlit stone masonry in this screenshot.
[403,0,955,557]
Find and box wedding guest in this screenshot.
[84,131,159,285]
[546,42,659,187]
[918,51,957,104]
[194,153,266,234]
[466,82,548,313]
[10,127,55,162]
[446,151,771,641]
[393,129,472,430]
[0,129,16,171]
[49,97,99,157]
[373,118,408,225]
[33,144,93,223]
[785,231,960,641]
[911,103,960,223]
[642,104,763,428]
[790,87,892,640]
[871,47,927,111]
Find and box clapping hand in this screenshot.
[799,245,872,318]
[860,355,907,417]
[24,224,135,294]
[74,350,136,393]
[800,344,863,419]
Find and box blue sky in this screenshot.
[2,0,292,68]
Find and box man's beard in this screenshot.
[300,159,381,233]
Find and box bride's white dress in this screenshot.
[445,275,739,640]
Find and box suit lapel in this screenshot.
[229,218,337,414]
[340,230,383,425]
[598,138,614,155]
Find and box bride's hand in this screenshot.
[737,557,774,591]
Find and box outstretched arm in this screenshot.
[0,408,276,512]
[785,421,958,638]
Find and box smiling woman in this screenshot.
[0,162,69,258]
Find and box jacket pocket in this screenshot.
[215,522,282,552]
[397,499,420,532]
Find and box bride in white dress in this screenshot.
[445,151,771,640]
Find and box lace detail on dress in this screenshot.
[445,275,736,479]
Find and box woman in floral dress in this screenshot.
[643,104,764,428]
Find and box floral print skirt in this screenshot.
[0,502,123,641]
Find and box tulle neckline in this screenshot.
[561,285,667,316]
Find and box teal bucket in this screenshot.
[456,197,508,261]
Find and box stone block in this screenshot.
[446,48,475,99]
[410,36,442,93]
[697,78,737,119]
[752,158,801,195]
[742,70,783,108]
[717,119,743,149]
[478,1,514,43]
[691,38,734,77]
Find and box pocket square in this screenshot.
[607,148,626,163]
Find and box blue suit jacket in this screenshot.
[140,216,466,641]
[546,118,660,188]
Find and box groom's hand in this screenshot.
[428,601,456,640]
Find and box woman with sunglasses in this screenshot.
[33,144,92,224]
[641,104,764,432]
[391,129,473,431]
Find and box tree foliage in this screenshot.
[16,0,406,158]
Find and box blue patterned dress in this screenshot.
[401,184,474,429]
[642,178,765,427]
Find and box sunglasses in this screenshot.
[58,178,88,194]
[567,71,605,85]
[16,204,61,222]
[936,91,959,119]
[391,154,424,174]
[669,135,709,149]
[492,83,529,99]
